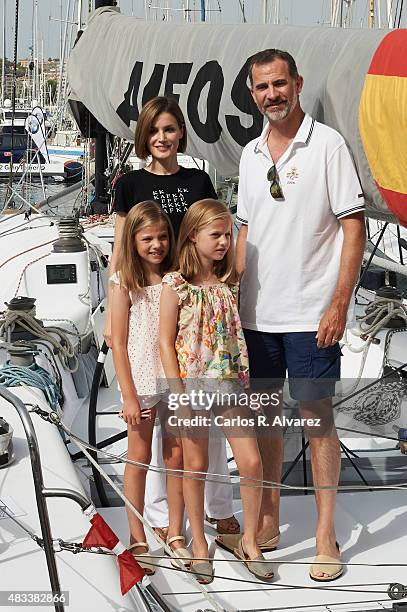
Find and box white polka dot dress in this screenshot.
[111,273,167,396]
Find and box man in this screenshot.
[218,49,365,581]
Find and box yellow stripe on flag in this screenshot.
[359,73,407,194]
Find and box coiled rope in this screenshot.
[340,294,407,398]
[0,363,61,409]
[0,308,78,372]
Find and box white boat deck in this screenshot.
[101,488,407,612]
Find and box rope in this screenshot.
[343,297,407,354]
[0,363,61,409]
[339,294,407,398]
[0,239,56,270]
[13,252,51,298]
[63,421,228,612]
[0,309,78,372]
[358,298,407,337]
[42,406,406,494]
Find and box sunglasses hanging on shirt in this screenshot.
[267,165,284,200]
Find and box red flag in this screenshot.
[117,549,146,595]
[82,512,145,594]
[82,513,119,549]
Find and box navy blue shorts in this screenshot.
[243,330,341,401]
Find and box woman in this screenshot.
[104,95,239,547]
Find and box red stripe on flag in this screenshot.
[376,183,407,228]
[368,30,407,77]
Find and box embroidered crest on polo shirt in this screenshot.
[286,167,299,184]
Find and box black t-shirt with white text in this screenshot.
[114,167,217,236]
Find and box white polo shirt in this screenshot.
[237,113,365,333]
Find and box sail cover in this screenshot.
[68,7,407,226]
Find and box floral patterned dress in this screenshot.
[162,271,249,390]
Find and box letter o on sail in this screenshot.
[359,30,407,227]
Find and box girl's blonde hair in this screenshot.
[118,201,175,292]
[177,199,238,284]
[134,96,187,160]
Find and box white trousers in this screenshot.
[144,421,234,526]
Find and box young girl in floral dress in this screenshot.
[160,199,274,584]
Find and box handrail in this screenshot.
[0,387,91,612]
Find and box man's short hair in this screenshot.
[248,49,299,87]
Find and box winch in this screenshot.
[52,217,86,253]
[0,416,13,468]
[0,297,43,342]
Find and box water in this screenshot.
[0,178,68,215]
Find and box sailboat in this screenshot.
[1,2,407,611]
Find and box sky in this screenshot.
[0,0,405,60]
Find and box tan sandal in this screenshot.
[128,542,156,576]
[233,536,274,582]
[190,559,214,584]
[205,514,240,534]
[309,542,343,582]
[216,531,280,554]
[166,535,192,569]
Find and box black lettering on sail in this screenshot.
[142,64,165,106]
[164,63,193,102]
[225,57,263,146]
[116,61,143,126]
[187,60,223,144]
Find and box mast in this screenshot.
[387,0,394,27]
[1,0,5,105]
[185,0,191,22]
[331,0,339,26]
[33,0,39,105]
[262,0,268,23]
[77,0,83,31]
[9,0,20,193]
[377,0,382,28]
[368,0,375,28]
[56,0,70,128]
[92,0,117,213]
[272,0,280,24]
[41,36,44,107]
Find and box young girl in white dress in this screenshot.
[111,200,190,574]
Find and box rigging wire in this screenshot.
[31,402,406,493]
[2,403,404,605]
[237,599,394,612]
[397,0,404,25]
[237,0,246,22]
[1,496,403,601]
